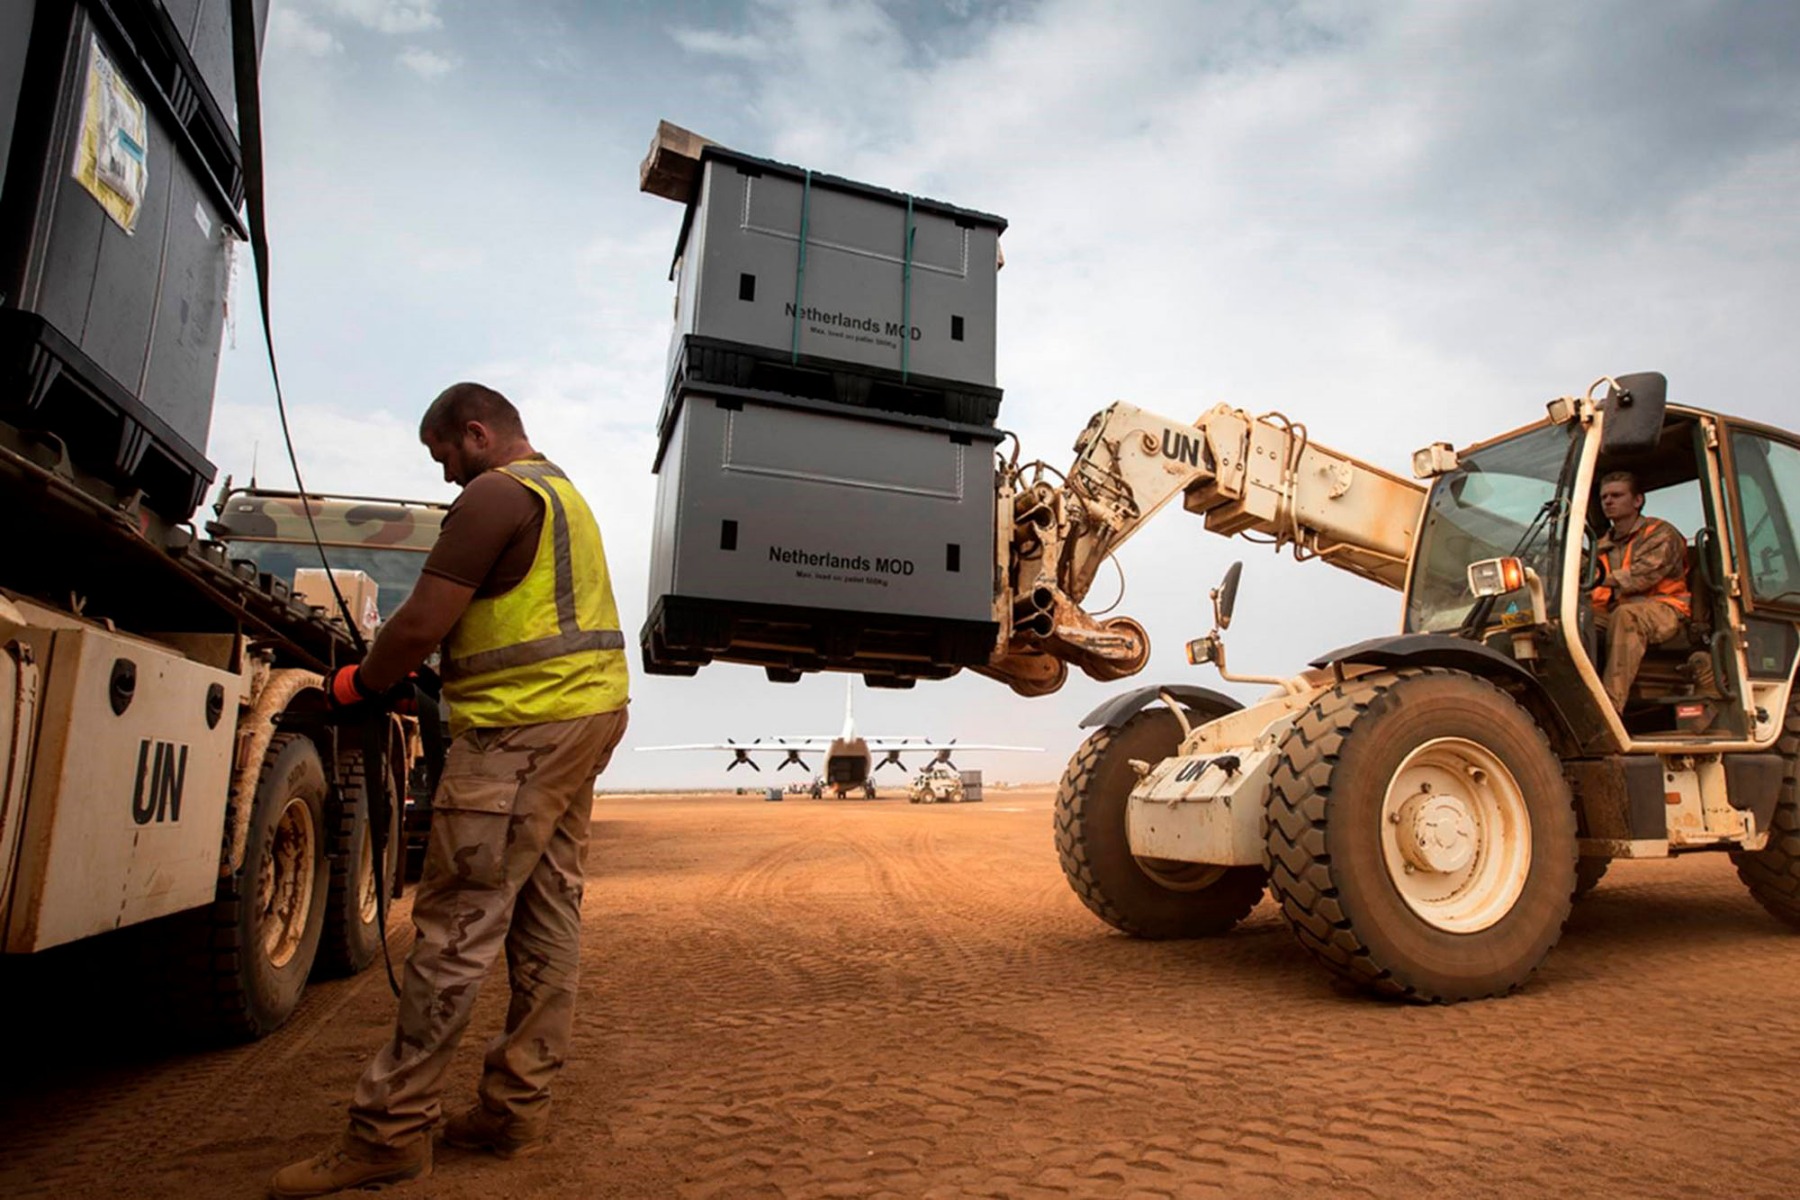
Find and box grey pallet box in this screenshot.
[1,0,261,516]
[669,148,1004,391]
[649,389,999,622]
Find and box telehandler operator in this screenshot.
[1591,469,1690,713]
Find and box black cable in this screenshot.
[232,0,399,997]
[230,0,365,660]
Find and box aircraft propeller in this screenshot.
[778,748,811,772]
[932,741,958,771]
[875,750,907,773]
[725,738,761,772]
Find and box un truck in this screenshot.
[1,0,432,1038]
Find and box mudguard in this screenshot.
[1079,683,1243,730]
[1308,633,1538,684]
[1309,633,1582,746]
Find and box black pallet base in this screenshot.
[662,334,1002,445]
[642,594,996,687]
[0,309,215,519]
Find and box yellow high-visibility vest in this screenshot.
[441,458,629,733]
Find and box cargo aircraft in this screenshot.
[637,679,1037,798]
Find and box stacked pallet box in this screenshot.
[640,123,1007,685]
[0,0,266,522]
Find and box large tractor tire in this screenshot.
[1731,698,1800,927]
[185,733,331,1040]
[1264,669,1577,1002]
[1055,705,1267,939]
[314,748,393,978]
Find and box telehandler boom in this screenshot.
[980,401,1426,696]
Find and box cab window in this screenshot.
[1730,430,1800,613]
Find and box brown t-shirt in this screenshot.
[421,459,546,598]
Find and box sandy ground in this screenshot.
[5,785,1800,1199]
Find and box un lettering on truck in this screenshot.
[4,616,246,953]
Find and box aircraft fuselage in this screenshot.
[824,738,871,788]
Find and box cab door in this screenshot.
[1721,424,1800,724]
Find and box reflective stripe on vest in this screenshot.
[441,458,629,732]
[1591,518,1691,617]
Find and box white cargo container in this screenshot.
[641,387,1001,682]
[667,147,1005,394]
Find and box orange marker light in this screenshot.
[1466,557,1526,597]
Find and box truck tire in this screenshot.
[1731,699,1800,927]
[1574,857,1610,900]
[1055,705,1267,939]
[315,749,388,978]
[191,733,331,1040]
[1264,669,1576,1002]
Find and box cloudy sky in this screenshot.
[213,0,1800,788]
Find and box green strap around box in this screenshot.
[901,193,917,382]
[789,169,813,364]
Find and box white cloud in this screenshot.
[669,27,772,61]
[321,0,442,34]
[396,46,458,78]
[267,8,342,57]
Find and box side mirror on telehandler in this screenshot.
[1186,562,1300,692]
[1213,561,1243,631]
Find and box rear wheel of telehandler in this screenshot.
[1056,705,1267,939]
[188,733,331,1040]
[1730,697,1800,926]
[1264,670,1576,1002]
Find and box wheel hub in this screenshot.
[1379,737,1532,934]
[258,795,317,969]
[1397,792,1478,874]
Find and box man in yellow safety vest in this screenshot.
[1591,469,1690,714]
[273,383,629,1197]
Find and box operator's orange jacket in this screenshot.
[1592,517,1690,617]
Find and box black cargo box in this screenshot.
[0,0,264,520]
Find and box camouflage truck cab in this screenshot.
[210,487,449,621]
[211,486,451,876]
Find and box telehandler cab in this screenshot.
[995,373,1800,1000]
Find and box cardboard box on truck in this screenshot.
[294,568,380,638]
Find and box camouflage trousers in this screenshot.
[348,707,628,1150]
[1597,600,1683,712]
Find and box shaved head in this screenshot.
[419,382,534,487]
[419,382,526,442]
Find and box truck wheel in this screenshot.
[196,733,331,1039]
[1265,670,1576,1002]
[1055,705,1267,939]
[1731,699,1800,927]
[315,749,390,977]
[1574,858,1610,900]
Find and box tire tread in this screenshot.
[1262,668,1571,1003]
